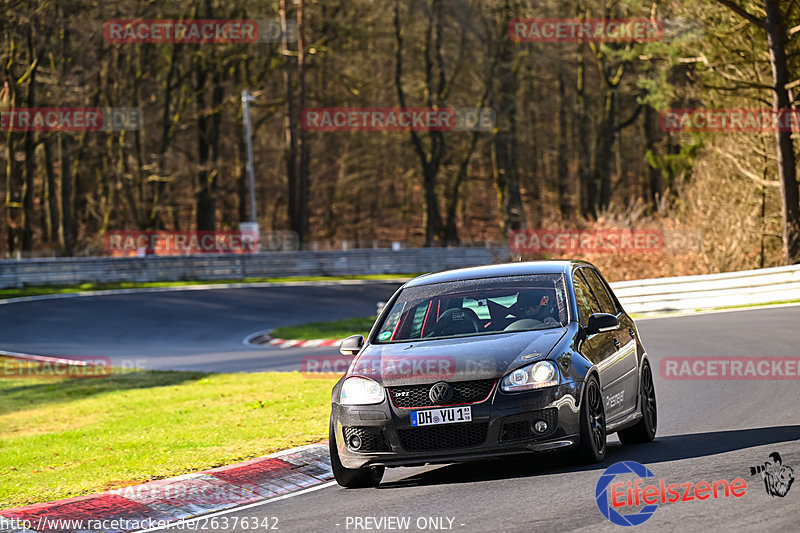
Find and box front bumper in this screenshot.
[331,381,583,469]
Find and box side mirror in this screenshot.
[340,334,364,356]
[586,313,620,334]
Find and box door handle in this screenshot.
[613,339,621,349]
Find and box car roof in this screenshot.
[403,260,594,288]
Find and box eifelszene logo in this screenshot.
[596,461,748,526]
[750,452,795,497]
[596,462,659,526]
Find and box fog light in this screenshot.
[533,420,548,433]
[349,434,362,450]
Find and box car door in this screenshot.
[579,267,639,419]
[572,269,616,382]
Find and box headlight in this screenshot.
[501,361,558,392]
[340,377,384,405]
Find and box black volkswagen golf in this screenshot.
[329,260,657,487]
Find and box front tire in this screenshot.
[618,360,657,445]
[329,420,384,488]
[576,375,606,463]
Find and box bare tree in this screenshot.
[716,0,800,264]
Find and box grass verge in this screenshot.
[0,360,337,508]
[270,316,377,341]
[0,274,415,301]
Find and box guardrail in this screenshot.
[0,247,510,288]
[610,264,800,314]
[1,249,798,314]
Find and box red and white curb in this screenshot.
[0,443,332,533]
[243,329,343,350]
[267,337,341,349]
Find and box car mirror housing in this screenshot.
[340,334,365,356]
[586,313,620,334]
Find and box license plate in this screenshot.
[410,406,472,427]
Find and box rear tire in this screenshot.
[618,361,657,445]
[329,420,384,488]
[576,375,606,463]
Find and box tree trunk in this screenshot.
[492,0,525,236]
[193,2,219,232]
[4,126,17,254]
[151,43,179,230]
[715,0,800,263]
[21,27,38,251]
[443,129,481,244]
[43,136,59,243]
[296,0,310,243]
[764,0,800,263]
[643,105,662,210]
[194,62,214,231]
[393,0,444,246]
[594,87,615,214]
[576,52,592,217]
[58,134,73,255]
[556,69,571,220]
[70,132,88,254]
[281,0,300,243]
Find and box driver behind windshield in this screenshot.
[514,290,559,325]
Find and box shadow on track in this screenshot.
[377,425,800,489]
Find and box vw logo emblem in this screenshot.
[429,381,453,404]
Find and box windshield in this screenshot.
[374,274,568,343]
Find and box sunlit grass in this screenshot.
[0,362,336,508]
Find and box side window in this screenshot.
[572,271,602,326]
[377,302,405,340]
[407,303,430,338]
[581,268,619,315]
[554,283,569,323]
[377,301,426,340]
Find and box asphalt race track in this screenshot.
[195,305,800,533]
[2,284,799,532]
[0,282,402,372]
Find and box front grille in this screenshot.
[499,408,558,442]
[343,426,390,452]
[388,379,496,408]
[398,423,488,451]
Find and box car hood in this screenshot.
[347,328,568,387]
